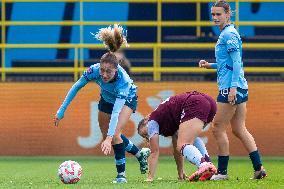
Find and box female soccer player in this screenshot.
[138,91,217,182]
[198,0,266,180]
[54,24,149,183]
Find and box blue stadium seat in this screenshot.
[7,2,65,67]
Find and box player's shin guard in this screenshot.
[217,156,229,175]
[249,150,262,171]
[121,134,140,157]
[121,134,150,174]
[113,143,126,176]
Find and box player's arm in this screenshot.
[147,134,160,181]
[107,98,126,138]
[54,65,98,126]
[101,83,129,155]
[172,132,187,180]
[226,33,241,104]
[229,50,242,88]
[226,33,242,88]
[54,77,88,126]
[100,97,126,155]
[228,51,242,105]
[106,84,129,137]
[199,60,217,69]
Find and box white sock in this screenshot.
[182,144,203,167]
[193,137,209,158]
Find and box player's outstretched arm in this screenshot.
[54,77,88,127]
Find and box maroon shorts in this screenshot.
[180,93,217,124]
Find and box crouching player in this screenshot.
[138,91,217,182]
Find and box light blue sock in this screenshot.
[193,137,211,162]
[181,144,204,167]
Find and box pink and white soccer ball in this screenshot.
[58,160,82,184]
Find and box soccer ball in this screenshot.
[58,160,82,184]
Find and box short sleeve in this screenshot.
[147,120,159,139]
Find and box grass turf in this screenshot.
[0,156,283,189]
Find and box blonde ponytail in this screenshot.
[94,24,129,52]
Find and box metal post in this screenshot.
[155,0,162,81]
[196,1,201,37]
[79,0,84,76]
[74,47,78,81]
[1,0,6,81]
[235,0,240,32]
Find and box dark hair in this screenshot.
[213,0,231,14]
[100,52,119,68]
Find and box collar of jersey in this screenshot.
[222,24,233,31]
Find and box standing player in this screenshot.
[138,91,217,182]
[198,0,266,180]
[54,24,150,183]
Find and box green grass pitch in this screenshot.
[0,156,283,189]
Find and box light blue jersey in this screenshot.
[83,63,137,103]
[57,63,137,137]
[212,24,248,90]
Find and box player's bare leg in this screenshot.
[211,103,236,180]
[178,118,217,182]
[230,103,266,179]
[99,110,150,176]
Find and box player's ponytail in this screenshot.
[94,24,129,68]
[95,24,128,52]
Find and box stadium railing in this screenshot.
[1,0,284,81]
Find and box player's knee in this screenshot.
[231,127,245,138]
[176,144,182,153]
[176,142,186,153]
[173,146,180,155]
[212,124,222,135]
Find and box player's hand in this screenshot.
[199,60,211,69]
[53,115,61,127]
[101,136,112,155]
[228,88,237,105]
